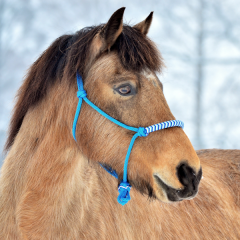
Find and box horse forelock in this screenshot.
[5,23,163,151]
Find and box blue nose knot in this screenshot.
[137,127,148,137]
[117,181,132,205]
[77,90,87,98]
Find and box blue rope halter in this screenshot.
[72,72,184,205]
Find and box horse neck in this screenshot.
[1,79,102,207]
[1,78,140,236]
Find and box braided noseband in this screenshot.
[72,72,184,205]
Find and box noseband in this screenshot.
[72,72,184,205]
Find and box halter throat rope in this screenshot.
[72,72,184,206]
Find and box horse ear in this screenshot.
[133,12,153,35]
[100,7,125,51]
[86,8,125,72]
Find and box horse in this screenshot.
[0,7,239,239]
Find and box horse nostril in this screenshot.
[176,163,202,200]
[177,163,194,187]
[177,163,191,186]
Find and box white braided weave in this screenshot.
[145,120,184,134]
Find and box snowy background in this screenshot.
[0,0,240,166]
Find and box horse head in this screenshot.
[5,7,202,204]
[71,8,202,202]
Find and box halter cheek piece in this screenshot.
[72,72,184,206]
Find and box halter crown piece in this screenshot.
[72,72,184,206]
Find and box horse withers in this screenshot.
[0,7,239,240]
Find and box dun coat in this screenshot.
[0,7,239,240]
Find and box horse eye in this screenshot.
[118,85,131,95]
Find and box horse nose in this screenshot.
[177,163,202,198]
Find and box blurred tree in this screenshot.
[144,0,240,149]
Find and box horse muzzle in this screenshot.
[154,163,202,202]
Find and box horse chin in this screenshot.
[128,176,157,200]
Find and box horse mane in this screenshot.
[5,24,163,151]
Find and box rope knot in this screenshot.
[137,127,148,137]
[117,182,131,206]
[77,90,87,99]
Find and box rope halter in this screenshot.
[72,72,184,205]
